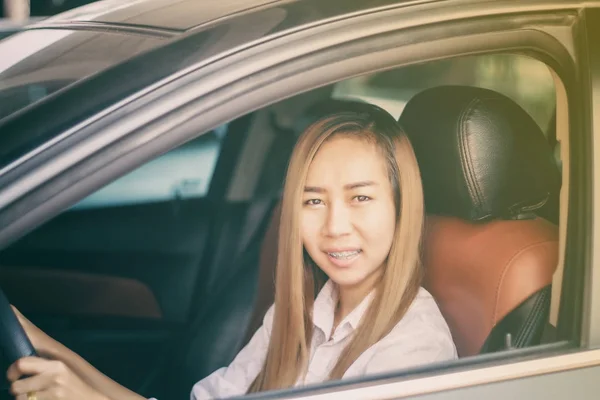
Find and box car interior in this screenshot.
[0,53,564,400]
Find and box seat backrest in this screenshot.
[423,216,557,356]
[399,86,561,357]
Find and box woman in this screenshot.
[7,103,457,400]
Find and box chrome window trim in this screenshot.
[284,349,600,399]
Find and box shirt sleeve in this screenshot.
[189,304,275,400]
[364,331,456,375]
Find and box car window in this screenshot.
[332,54,556,132]
[72,125,227,209]
[0,80,73,120]
[0,28,163,122]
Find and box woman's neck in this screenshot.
[337,286,370,318]
[333,270,381,329]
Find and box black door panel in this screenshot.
[0,197,216,390]
[0,266,162,319]
[0,198,215,322]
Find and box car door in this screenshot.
[0,0,596,399]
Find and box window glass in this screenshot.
[72,126,227,209]
[333,54,556,132]
[0,80,73,120]
[0,28,162,123]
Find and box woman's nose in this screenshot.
[323,202,352,237]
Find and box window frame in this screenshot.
[578,6,600,348]
[0,2,592,398]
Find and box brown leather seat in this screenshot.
[422,216,557,356]
[399,86,561,357]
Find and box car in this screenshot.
[0,0,597,399]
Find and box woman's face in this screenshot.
[302,135,397,293]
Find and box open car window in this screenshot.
[0,50,568,399]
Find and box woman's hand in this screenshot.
[7,308,145,400]
[11,306,57,357]
[7,357,108,400]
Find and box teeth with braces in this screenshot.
[328,250,360,259]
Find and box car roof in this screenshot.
[0,0,539,170]
[0,0,426,87]
[0,0,429,121]
[42,0,286,31]
[39,0,422,31]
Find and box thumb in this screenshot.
[10,305,32,327]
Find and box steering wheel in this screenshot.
[0,289,37,367]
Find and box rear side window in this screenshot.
[73,125,227,209]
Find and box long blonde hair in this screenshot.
[249,104,424,392]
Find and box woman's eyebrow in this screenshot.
[304,181,377,193]
[344,181,377,190]
[304,186,325,193]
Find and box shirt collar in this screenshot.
[312,280,337,340]
[312,280,375,342]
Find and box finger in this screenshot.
[9,372,55,397]
[16,389,57,400]
[7,357,48,382]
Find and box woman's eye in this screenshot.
[354,195,371,202]
[305,199,323,206]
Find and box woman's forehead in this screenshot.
[305,136,388,188]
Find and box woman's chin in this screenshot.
[325,263,384,294]
[328,271,371,289]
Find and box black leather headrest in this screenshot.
[399,86,560,221]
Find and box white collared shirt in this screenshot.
[185,281,457,399]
